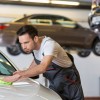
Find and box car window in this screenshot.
[27,15,52,25]
[0,53,16,76]
[55,20,77,28]
[28,19,52,25]
[50,15,76,27]
[28,15,76,27]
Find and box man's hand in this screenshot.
[3,74,21,82]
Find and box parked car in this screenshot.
[0,14,100,57]
[0,51,62,100]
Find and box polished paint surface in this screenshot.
[0,78,62,100]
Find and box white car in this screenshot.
[0,51,62,100]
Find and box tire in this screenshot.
[78,50,91,57]
[6,44,21,56]
[92,39,100,56]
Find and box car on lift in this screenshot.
[0,14,100,57]
[0,50,62,100]
[88,6,100,34]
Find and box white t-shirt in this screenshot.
[33,36,72,68]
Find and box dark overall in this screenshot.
[32,52,84,100]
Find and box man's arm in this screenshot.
[18,55,54,78]
[3,55,54,82]
[29,60,37,69]
[28,60,40,79]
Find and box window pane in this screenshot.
[0,53,16,76]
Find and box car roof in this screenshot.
[14,13,72,22]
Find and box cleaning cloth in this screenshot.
[0,79,12,86]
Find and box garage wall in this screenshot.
[0,4,100,97]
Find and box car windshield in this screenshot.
[0,53,16,76]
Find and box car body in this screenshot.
[0,51,62,100]
[88,7,100,34]
[0,14,100,57]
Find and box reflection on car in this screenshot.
[0,51,62,100]
[0,14,100,57]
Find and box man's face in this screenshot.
[18,33,35,54]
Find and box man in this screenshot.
[3,25,84,100]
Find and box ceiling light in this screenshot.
[51,0,80,6]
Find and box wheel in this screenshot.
[6,44,21,56]
[78,49,91,57]
[92,39,100,56]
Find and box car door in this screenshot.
[52,16,90,48]
[61,23,94,48]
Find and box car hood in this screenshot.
[0,78,61,100]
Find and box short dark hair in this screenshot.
[17,25,38,39]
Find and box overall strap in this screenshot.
[31,52,39,79]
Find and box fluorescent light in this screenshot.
[51,1,80,6]
[21,0,50,3]
[15,0,80,6]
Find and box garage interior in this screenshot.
[0,0,100,100]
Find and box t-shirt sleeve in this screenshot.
[43,41,58,58]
